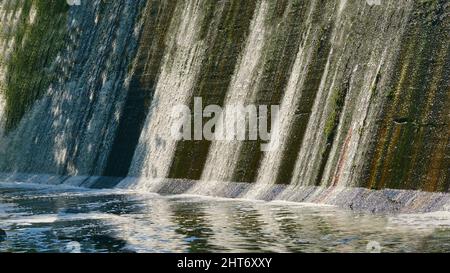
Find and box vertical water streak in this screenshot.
[252,0,329,196]
[289,1,416,189]
[317,2,414,188]
[195,1,270,191]
[103,0,179,177]
[128,0,213,183]
[167,0,258,180]
[220,0,310,184]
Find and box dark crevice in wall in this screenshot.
[277,23,334,186]
[168,0,258,180]
[231,0,309,183]
[232,0,325,184]
[103,1,178,177]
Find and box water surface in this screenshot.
[1,183,450,253]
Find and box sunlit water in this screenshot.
[1,182,450,253]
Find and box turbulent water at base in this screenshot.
[0,0,449,203]
[2,182,450,253]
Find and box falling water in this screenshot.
[128,0,212,182]
[0,0,448,212]
[251,0,324,197]
[200,0,270,184]
[0,0,146,175]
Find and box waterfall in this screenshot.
[128,0,212,183]
[288,0,413,188]
[250,0,323,197]
[192,0,270,194]
[201,0,269,181]
[0,0,448,201]
[0,0,146,175]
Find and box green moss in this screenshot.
[2,0,68,132]
[324,85,347,143]
[324,90,339,140]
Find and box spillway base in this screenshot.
[1,172,449,214]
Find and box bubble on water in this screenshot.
[366,241,382,253]
[66,241,81,253]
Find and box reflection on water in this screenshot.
[1,183,450,253]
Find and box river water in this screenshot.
[1,182,450,253]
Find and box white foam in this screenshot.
[387,211,450,231]
[3,212,122,226]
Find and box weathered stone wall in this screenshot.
[0,0,448,193]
